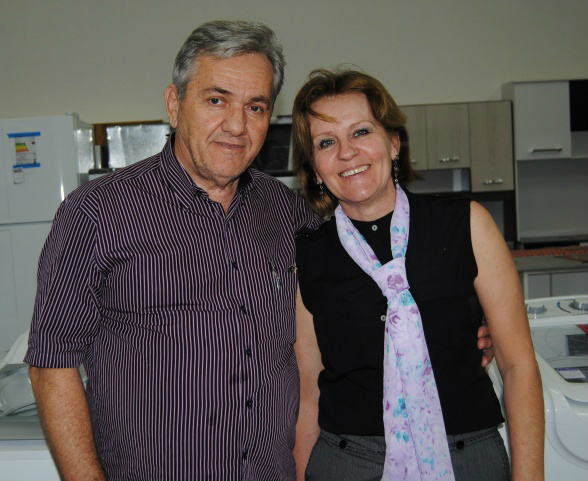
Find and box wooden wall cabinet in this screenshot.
[401,101,514,192]
[402,105,427,171]
[425,103,470,170]
[469,101,514,192]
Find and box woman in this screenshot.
[292,69,544,481]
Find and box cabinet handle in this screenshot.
[482,179,504,186]
[438,156,460,163]
[529,147,562,153]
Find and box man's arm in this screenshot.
[478,323,494,368]
[29,367,105,481]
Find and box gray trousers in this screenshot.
[305,427,511,481]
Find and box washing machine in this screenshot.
[0,330,60,481]
[488,294,588,481]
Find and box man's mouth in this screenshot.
[340,165,370,178]
[215,141,245,150]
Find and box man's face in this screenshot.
[165,53,274,192]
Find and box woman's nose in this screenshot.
[338,138,357,160]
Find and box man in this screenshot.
[26,20,494,481]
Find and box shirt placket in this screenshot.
[223,208,258,478]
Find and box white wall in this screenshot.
[1,0,587,123]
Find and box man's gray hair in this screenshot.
[172,20,285,105]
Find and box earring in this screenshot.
[315,176,325,196]
[393,155,400,185]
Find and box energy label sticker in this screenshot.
[8,131,41,168]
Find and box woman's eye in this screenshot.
[318,139,335,149]
[354,128,369,137]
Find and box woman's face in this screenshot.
[309,92,400,221]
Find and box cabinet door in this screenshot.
[401,105,427,172]
[510,81,571,160]
[469,101,514,192]
[425,104,470,169]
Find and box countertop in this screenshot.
[511,246,588,273]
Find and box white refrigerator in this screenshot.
[0,113,93,352]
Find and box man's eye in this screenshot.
[209,98,222,105]
[318,139,335,149]
[250,105,265,113]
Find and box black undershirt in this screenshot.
[296,192,504,435]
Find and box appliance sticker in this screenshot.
[12,168,25,184]
[8,131,41,169]
[555,367,586,381]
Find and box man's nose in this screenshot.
[222,107,247,136]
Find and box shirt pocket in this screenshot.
[261,253,298,344]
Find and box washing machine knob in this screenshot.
[569,300,588,312]
[527,304,547,315]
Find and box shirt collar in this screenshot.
[160,132,256,209]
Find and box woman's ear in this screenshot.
[314,169,323,185]
[389,133,401,157]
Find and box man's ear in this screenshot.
[165,84,180,128]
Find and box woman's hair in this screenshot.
[292,68,418,217]
[172,20,285,105]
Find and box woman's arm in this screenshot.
[470,201,544,481]
[293,287,324,481]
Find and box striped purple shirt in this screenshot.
[25,135,321,481]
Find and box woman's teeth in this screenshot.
[340,165,369,178]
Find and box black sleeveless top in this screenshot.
[295,191,504,435]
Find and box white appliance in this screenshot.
[0,114,93,352]
[0,330,60,480]
[488,294,588,481]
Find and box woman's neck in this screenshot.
[339,185,397,222]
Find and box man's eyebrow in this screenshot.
[203,86,232,96]
[203,87,271,107]
[251,95,271,107]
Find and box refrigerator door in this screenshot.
[0,114,92,351]
[0,114,87,224]
[0,223,52,352]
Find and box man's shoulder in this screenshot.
[54,154,163,224]
[67,155,162,205]
[249,169,294,193]
[249,169,306,208]
[248,169,322,229]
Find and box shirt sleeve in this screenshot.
[290,191,323,233]
[24,194,102,368]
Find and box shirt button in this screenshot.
[242,450,248,460]
[245,347,252,357]
[246,399,253,408]
[232,261,238,270]
[456,440,465,450]
[339,440,348,449]
[240,305,247,314]
[372,225,378,231]
[380,315,386,321]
